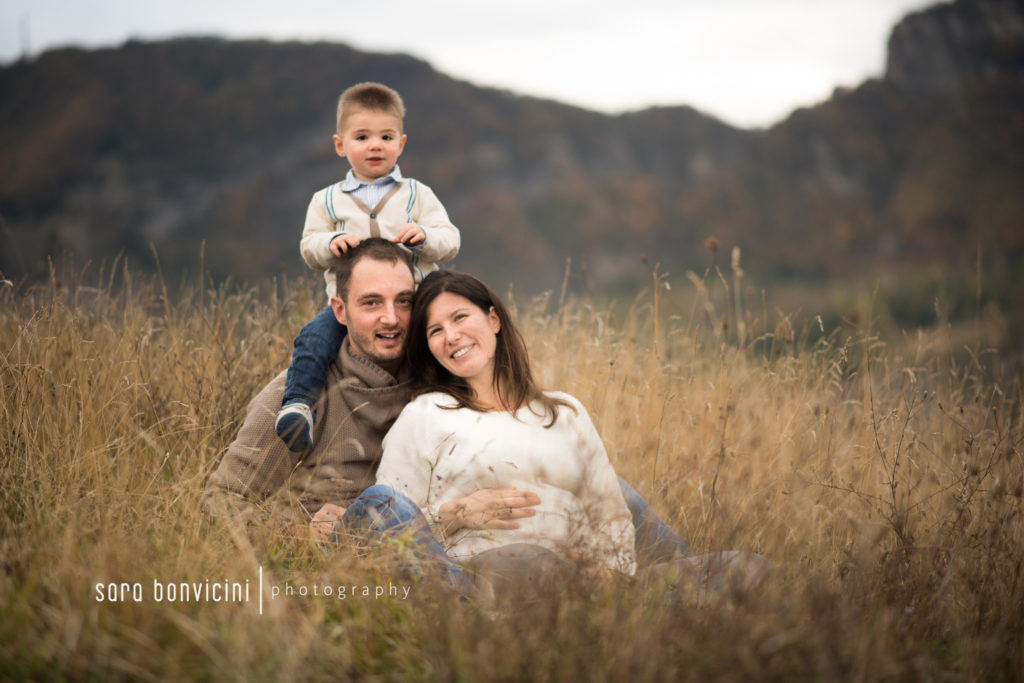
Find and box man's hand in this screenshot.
[309,503,347,543]
[330,234,362,257]
[438,488,541,536]
[391,223,425,246]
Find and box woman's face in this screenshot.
[425,291,501,388]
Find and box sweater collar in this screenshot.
[338,337,411,389]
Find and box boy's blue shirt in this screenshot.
[340,165,404,208]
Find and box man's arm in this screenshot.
[203,370,302,525]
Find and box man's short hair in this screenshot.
[336,82,406,134]
[335,238,415,302]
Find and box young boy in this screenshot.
[276,82,460,451]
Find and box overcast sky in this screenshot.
[2,0,936,128]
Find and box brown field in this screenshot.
[2,262,1022,681]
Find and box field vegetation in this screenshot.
[1,258,1022,680]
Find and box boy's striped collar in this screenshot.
[340,165,404,192]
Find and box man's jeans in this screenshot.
[283,307,347,407]
[335,479,691,589]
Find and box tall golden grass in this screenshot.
[1,260,1022,681]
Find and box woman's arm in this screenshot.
[566,397,638,575]
[375,401,436,509]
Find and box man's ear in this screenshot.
[331,296,348,326]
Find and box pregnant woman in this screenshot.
[374,270,636,588]
[365,270,764,599]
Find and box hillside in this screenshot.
[1,0,1022,328]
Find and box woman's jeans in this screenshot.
[617,478,692,563]
[334,483,473,592]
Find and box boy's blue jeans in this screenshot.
[335,478,691,588]
[283,307,347,407]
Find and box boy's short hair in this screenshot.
[336,82,406,134]
[335,238,415,302]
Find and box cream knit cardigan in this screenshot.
[300,179,460,300]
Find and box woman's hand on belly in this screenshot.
[438,488,541,536]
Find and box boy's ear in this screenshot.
[331,296,348,326]
[333,134,346,159]
[397,133,407,156]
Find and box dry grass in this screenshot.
[2,262,1022,681]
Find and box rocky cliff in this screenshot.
[886,0,1024,94]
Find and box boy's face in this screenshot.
[333,106,407,182]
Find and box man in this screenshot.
[205,238,688,576]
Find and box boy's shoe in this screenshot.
[275,402,315,452]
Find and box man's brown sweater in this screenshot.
[204,338,411,523]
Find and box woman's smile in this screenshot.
[451,343,475,359]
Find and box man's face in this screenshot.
[331,258,415,374]
[333,106,406,182]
